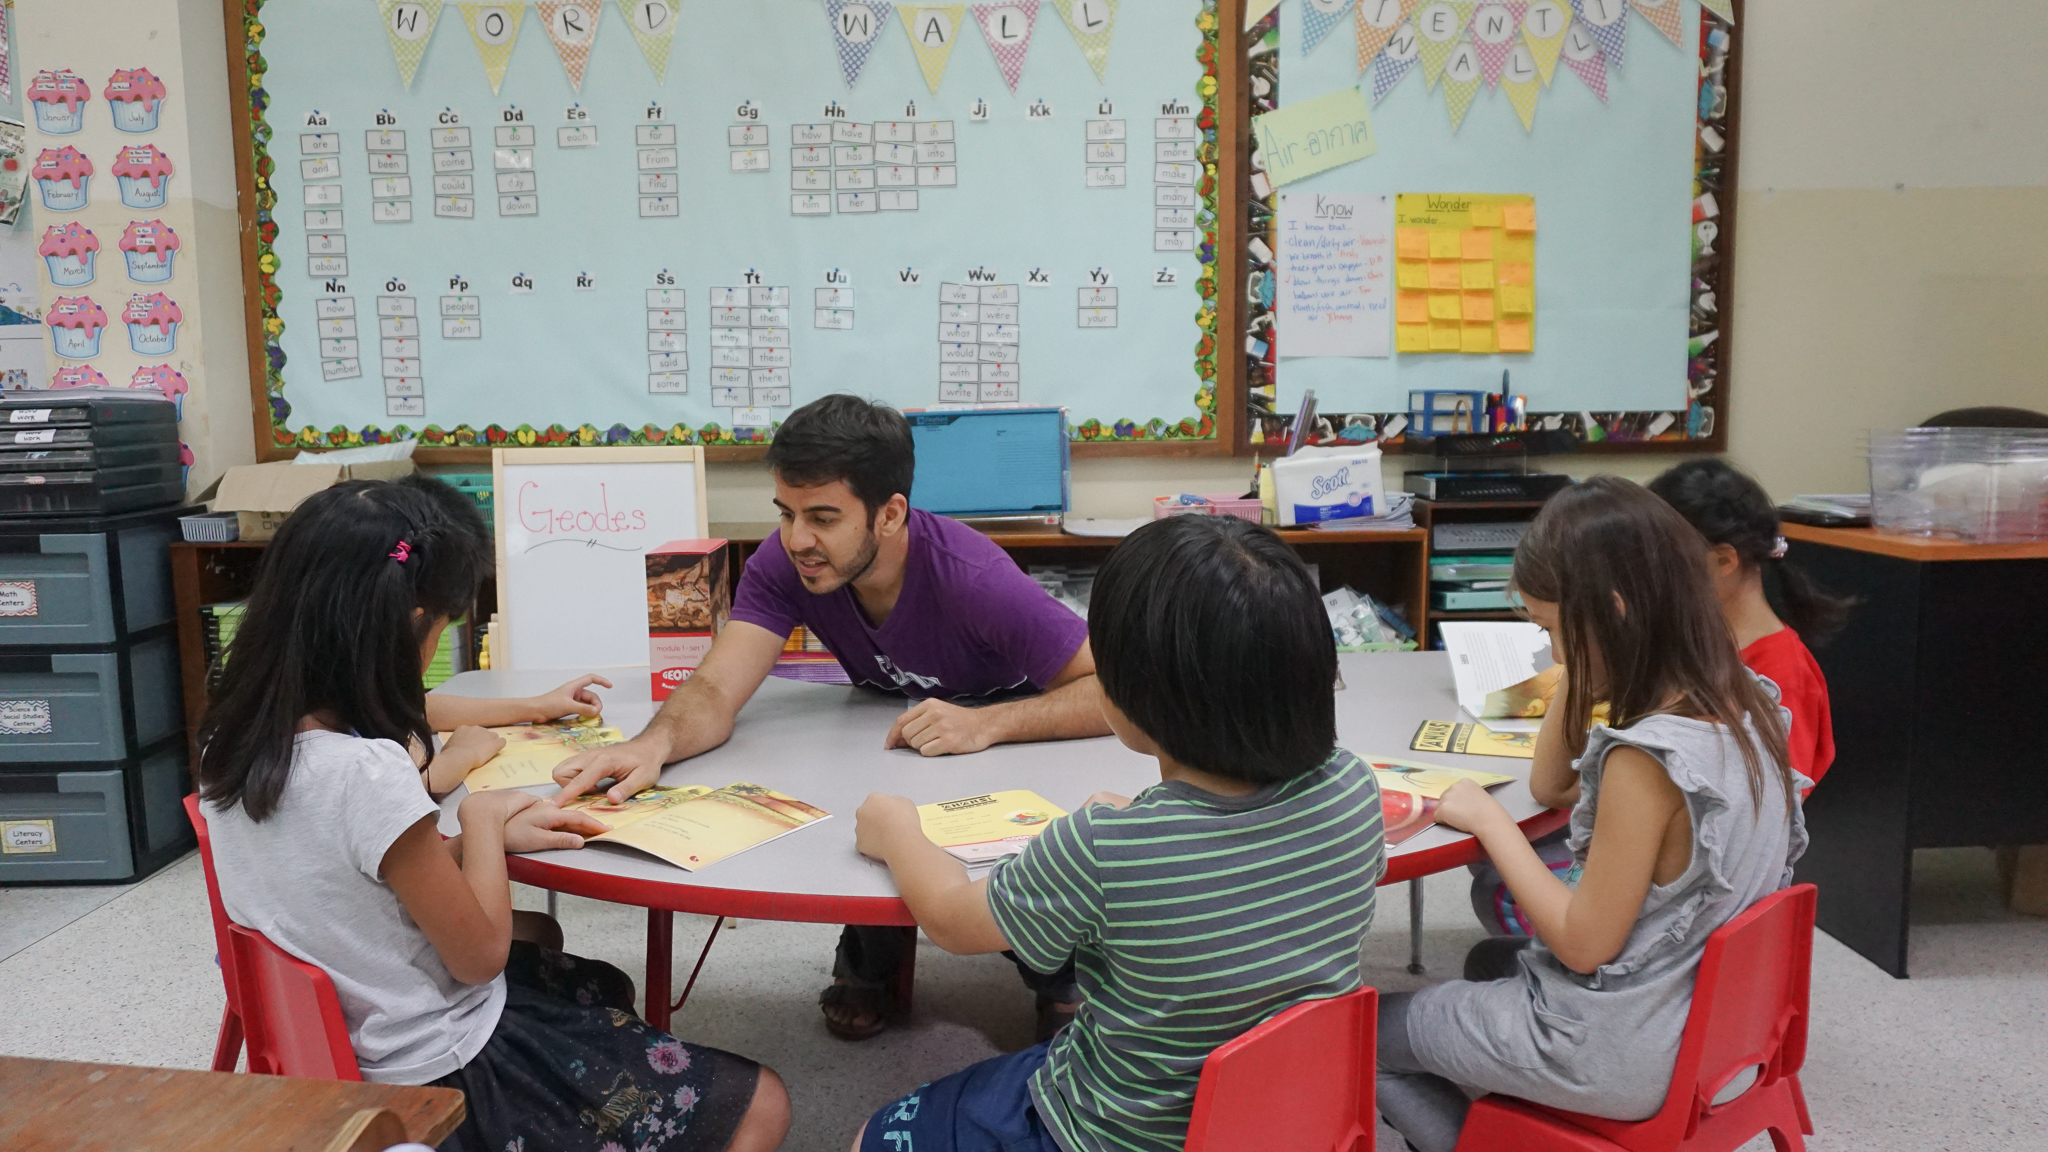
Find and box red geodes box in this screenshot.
[646,540,730,700]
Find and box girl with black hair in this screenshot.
[195,475,788,1152]
[1649,458,1851,788]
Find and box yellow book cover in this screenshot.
[457,718,628,792]
[917,791,1068,866]
[571,783,831,872]
[1410,719,1538,760]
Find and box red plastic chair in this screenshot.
[1184,987,1377,1152]
[185,794,362,1080]
[1454,884,1819,1152]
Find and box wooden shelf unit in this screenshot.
[1412,499,1553,645]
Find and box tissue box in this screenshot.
[646,540,730,700]
[1271,445,1386,527]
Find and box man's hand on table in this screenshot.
[552,734,671,804]
[886,698,998,757]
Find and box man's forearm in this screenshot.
[981,675,1113,745]
[639,677,741,762]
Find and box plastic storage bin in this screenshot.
[0,509,181,645]
[0,637,181,762]
[0,740,193,883]
[432,472,494,530]
[1868,428,2048,543]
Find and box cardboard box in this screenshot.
[1272,444,1386,526]
[647,539,730,700]
[207,459,417,541]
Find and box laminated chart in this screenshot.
[1391,193,1535,355]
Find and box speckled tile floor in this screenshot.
[2,849,2043,1152]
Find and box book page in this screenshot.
[1366,757,1516,798]
[594,783,831,872]
[917,790,1067,865]
[458,721,629,792]
[1438,621,1556,718]
[560,784,714,829]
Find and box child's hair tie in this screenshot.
[390,539,412,563]
[1770,536,1788,559]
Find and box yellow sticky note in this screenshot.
[1396,228,1431,260]
[1461,261,1494,289]
[1396,262,1429,289]
[1462,291,1495,322]
[1502,201,1536,233]
[1430,321,1463,350]
[1469,202,1504,228]
[1462,323,1496,353]
[1396,291,1430,323]
[1429,262,1462,290]
[1496,318,1532,352]
[1498,236,1535,263]
[1428,293,1462,321]
[1499,285,1534,315]
[1428,229,1462,259]
[1396,324,1431,352]
[1498,261,1533,286]
[1460,229,1494,260]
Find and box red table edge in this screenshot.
[507,806,1572,922]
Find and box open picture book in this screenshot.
[454,717,629,793]
[1438,621,1560,720]
[559,783,831,872]
[917,790,1068,867]
[1369,757,1517,846]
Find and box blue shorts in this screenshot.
[860,1042,1064,1152]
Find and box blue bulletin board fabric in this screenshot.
[247,0,1221,450]
[1271,1,1699,416]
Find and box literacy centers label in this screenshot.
[2,819,58,854]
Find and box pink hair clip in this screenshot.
[389,540,412,563]
[1770,536,1789,559]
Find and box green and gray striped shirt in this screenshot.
[987,749,1385,1152]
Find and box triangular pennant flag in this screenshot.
[1630,0,1682,47]
[900,5,969,93]
[825,0,896,89]
[617,0,680,82]
[1371,21,1421,102]
[972,3,1041,93]
[1700,0,1734,23]
[1246,0,1284,31]
[536,0,603,92]
[377,0,445,89]
[1502,41,1540,130]
[1355,0,1415,74]
[1470,2,1523,87]
[1569,0,1626,70]
[458,3,525,94]
[1413,1,1472,89]
[1441,39,1482,129]
[1051,0,1118,82]
[1559,20,1608,102]
[1521,0,1570,85]
[1302,0,1357,56]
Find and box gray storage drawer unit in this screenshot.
[0,637,181,762]
[0,741,193,882]
[0,510,182,646]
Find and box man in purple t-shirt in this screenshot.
[556,395,1107,1040]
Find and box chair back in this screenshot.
[1183,987,1376,1152]
[1567,883,1817,1150]
[185,793,362,1080]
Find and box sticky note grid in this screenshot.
[1392,193,1536,355]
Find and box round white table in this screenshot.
[436,651,1567,1029]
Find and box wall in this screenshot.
[31,0,2045,516]
[15,0,254,496]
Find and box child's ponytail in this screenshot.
[1647,459,1857,645]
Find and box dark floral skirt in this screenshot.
[431,941,760,1152]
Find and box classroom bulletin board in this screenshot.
[1240,0,1742,452]
[229,0,1240,459]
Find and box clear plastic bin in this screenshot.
[1868,428,2048,542]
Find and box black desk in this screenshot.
[1782,524,2048,977]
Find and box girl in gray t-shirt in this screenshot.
[1376,478,1806,1152]
[195,475,789,1152]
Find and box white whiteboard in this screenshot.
[493,447,708,671]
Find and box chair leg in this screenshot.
[1409,880,1426,975]
[1789,1075,1814,1135]
[211,1007,243,1072]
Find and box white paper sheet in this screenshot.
[1278,191,1392,358]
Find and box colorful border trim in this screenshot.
[242,0,1222,450]
[1242,2,1737,451]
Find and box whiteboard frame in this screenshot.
[491,446,709,671]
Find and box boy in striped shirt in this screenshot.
[850,514,1386,1152]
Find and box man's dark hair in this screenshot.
[1088,515,1337,785]
[765,395,915,518]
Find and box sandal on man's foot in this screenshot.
[1034,993,1080,1044]
[820,978,901,1041]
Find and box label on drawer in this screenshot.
[2,819,57,854]
[9,409,51,424]
[0,581,37,617]
[0,699,53,734]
